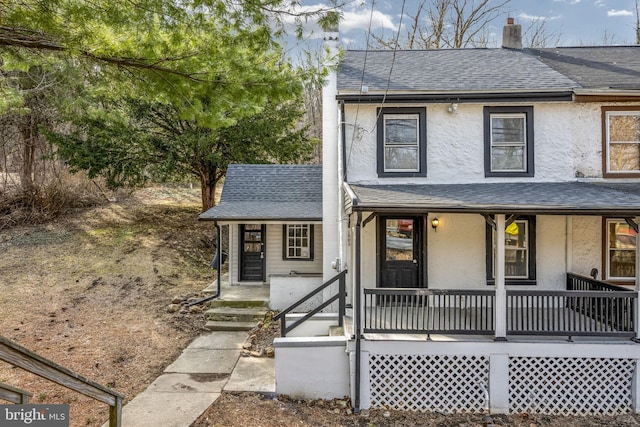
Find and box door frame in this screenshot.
[376,214,427,288]
[239,224,266,282]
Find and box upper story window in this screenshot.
[603,107,640,177]
[486,216,537,285]
[484,106,534,177]
[604,218,636,282]
[283,224,314,260]
[376,107,426,177]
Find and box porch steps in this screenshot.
[204,304,269,332]
[329,326,344,337]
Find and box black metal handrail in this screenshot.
[507,289,636,337]
[363,288,496,335]
[567,272,634,292]
[274,270,347,337]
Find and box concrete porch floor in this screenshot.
[204,273,270,307]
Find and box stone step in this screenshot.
[205,307,268,323]
[205,320,257,332]
[209,299,268,309]
[329,326,344,337]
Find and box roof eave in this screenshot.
[350,204,640,216]
[336,90,574,104]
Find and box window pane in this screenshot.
[608,221,637,278]
[610,143,640,171]
[608,113,640,172]
[492,117,525,143]
[285,224,311,259]
[386,219,413,261]
[493,220,529,279]
[491,146,525,171]
[385,117,418,145]
[385,147,419,171]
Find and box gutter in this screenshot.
[354,211,362,414]
[337,90,574,104]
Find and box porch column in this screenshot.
[495,214,507,340]
[636,216,640,341]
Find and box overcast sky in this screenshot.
[287,0,638,51]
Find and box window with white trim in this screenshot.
[376,107,426,177]
[603,107,640,176]
[605,218,637,282]
[283,224,314,260]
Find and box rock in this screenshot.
[171,296,183,304]
[242,342,253,350]
[333,409,341,414]
[241,350,251,357]
[265,346,275,357]
[188,305,202,314]
[335,400,348,409]
[250,349,264,357]
[249,334,257,342]
[167,304,180,313]
[383,411,390,418]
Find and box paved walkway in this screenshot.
[103,331,275,427]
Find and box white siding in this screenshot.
[265,224,323,276]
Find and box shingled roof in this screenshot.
[199,164,322,222]
[527,47,640,90]
[345,182,640,216]
[337,46,640,96]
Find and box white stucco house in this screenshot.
[201,20,640,416]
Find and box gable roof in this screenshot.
[337,46,640,101]
[199,164,322,222]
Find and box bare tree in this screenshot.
[523,17,562,48]
[372,0,511,50]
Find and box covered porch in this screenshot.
[341,181,640,414]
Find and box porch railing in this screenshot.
[363,288,495,335]
[506,290,636,337]
[566,272,632,292]
[274,270,346,337]
[362,283,636,338]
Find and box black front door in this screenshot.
[240,224,265,281]
[379,217,423,288]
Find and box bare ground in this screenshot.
[0,186,211,426]
[3,186,640,427]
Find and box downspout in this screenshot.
[341,100,347,182]
[187,221,222,306]
[354,211,362,413]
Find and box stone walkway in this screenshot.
[103,331,275,427]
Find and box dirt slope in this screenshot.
[0,186,211,426]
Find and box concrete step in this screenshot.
[205,307,268,323]
[329,326,344,337]
[205,320,257,331]
[209,299,268,309]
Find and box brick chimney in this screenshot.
[502,17,522,49]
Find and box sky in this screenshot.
[285,0,639,52]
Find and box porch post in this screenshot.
[495,214,507,340]
[635,216,640,341]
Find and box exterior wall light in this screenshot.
[431,217,440,230]
[447,103,458,114]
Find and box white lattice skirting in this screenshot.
[509,357,635,415]
[369,354,489,412]
[367,353,636,415]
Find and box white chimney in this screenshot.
[502,17,522,49]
